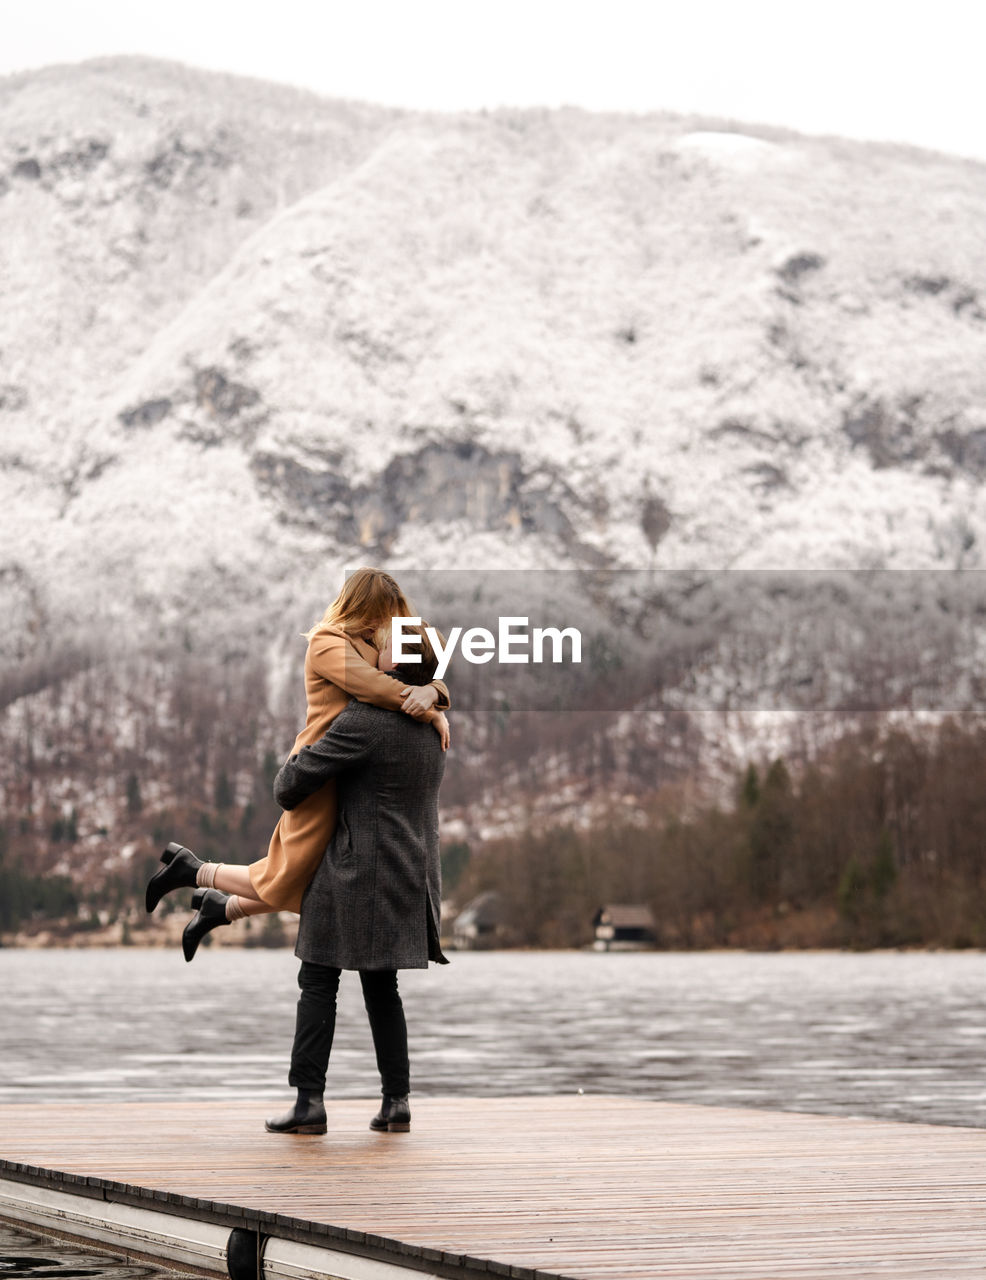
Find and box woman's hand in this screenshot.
[430,711,451,751]
[400,682,440,720]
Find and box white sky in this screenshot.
[2,0,984,161]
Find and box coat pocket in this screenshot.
[327,813,357,871]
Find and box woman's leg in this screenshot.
[209,863,267,902]
[230,895,274,918]
[359,969,410,1098]
[196,862,274,915]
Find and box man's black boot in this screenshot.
[265,1089,327,1135]
[370,1094,411,1133]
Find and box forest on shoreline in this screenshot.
[4,707,986,952]
[446,714,986,951]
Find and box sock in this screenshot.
[196,862,221,889]
[226,895,245,922]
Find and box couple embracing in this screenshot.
[145,568,452,1135]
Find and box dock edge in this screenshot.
[0,1164,536,1280]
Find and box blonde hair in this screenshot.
[304,567,414,644]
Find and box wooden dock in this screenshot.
[2,1096,986,1279]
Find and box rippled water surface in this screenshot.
[0,1224,174,1278]
[2,948,985,1127]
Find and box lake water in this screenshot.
[0,1223,173,1279]
[1,948,985,1128]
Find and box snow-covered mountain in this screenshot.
[1,57,983,701]
[3,56,986,675]
[5,57,986,898]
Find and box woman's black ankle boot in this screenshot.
[145,842,204,913]
[181,888,230,962]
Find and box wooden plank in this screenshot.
[1,1096,986,1278]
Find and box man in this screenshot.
[265,627,448,1136]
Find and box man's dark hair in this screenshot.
[391,621,444,686]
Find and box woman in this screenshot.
[145,568,450,958]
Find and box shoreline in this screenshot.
[1,932,982,954]
[0,915,299,951]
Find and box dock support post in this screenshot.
[226,1226,264,1280]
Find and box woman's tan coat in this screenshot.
[249,625,449,912]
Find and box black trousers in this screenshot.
[288,961,410,1097]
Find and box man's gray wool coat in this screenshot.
[273,699,448,970]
